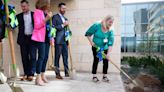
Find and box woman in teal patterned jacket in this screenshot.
[85,15,114,82]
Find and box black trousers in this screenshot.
[20,35,34,76]
[54,43,69,75]
[92,47,108,74]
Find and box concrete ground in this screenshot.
[0,71,125,92]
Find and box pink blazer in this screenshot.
[31,9,46,42]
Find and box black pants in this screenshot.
[92,47,108,74]
[20,35,34,76]
[54,43,69,75]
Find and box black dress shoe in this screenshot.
[56,75,63,79]
[65,74,70,77]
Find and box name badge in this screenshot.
[103,38,108,43]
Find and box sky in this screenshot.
[121,0,164,3]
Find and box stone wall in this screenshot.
[2,0,121,77]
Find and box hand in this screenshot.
[90,41,95,47]
[46,12,52,20]
[63,21,69,27]
[106,52,111,58]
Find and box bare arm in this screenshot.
[87,36,95,46]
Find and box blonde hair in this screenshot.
[101,15,114,30]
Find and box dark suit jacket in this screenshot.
[0,14,5,41]
[16,12,34,45]
[52,14,68,44]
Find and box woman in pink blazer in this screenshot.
[31,0,52,86]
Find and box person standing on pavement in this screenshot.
[52,3,70,79]
[16,0,34,81]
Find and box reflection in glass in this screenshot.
[136,41,147,52]
[121,1,164,55]
[125,24,135,35]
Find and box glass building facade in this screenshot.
[121,1,164,55]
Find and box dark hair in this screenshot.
[20,0,29,4]
[0,0,3,6]
[58,2,66,8]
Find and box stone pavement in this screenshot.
[0,71,125,92]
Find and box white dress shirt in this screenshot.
[58,13,66,28]
[23,11,33,35]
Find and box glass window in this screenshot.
[160,41,164,55]
[125,5,137,17]
[121,37,125,52]
[134,24,148,34]
[124,36,136,52]
[161,26,164,33]
[121,2,164,54]
[137,4,148,10]
[121,6,126,24]
[136,33,148,41]
[148,23,160,33]
[121,24,126,34]
[160,19,164,24]
[149,41,160,52]
[125,5,137,24]
[125,24,135,34]
[136,41,147,52]
[125,16,135,24]
[160,34,164,41]
[148,33,159,41]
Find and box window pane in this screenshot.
[160,34,164,41]
[135,24,148,33]
[125,5,137,17]
[121,37,125,52]
[121,24,126,34]
[125,24,135,35]
[136,41,147,52]
[150,41,160,52]
[121,6,126,24]
[160,41,164,55]
[125,5,137,24]
[125,36,136,52]
[148,23,160,33]
[148,33,159,41]
[161,26,164,33]
[121,2,163,55]
[136,4,149,24]
[136,33,148,41]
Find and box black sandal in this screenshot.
[92,77,99,82]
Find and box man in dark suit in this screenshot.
[52,3,69,79]
[16,0,34,81]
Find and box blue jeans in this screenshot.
[41,42,50,72]
[31,41,45,74]
[54,43,69,75]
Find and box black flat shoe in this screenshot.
[102,76,109,82]
[92,77,99,82]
